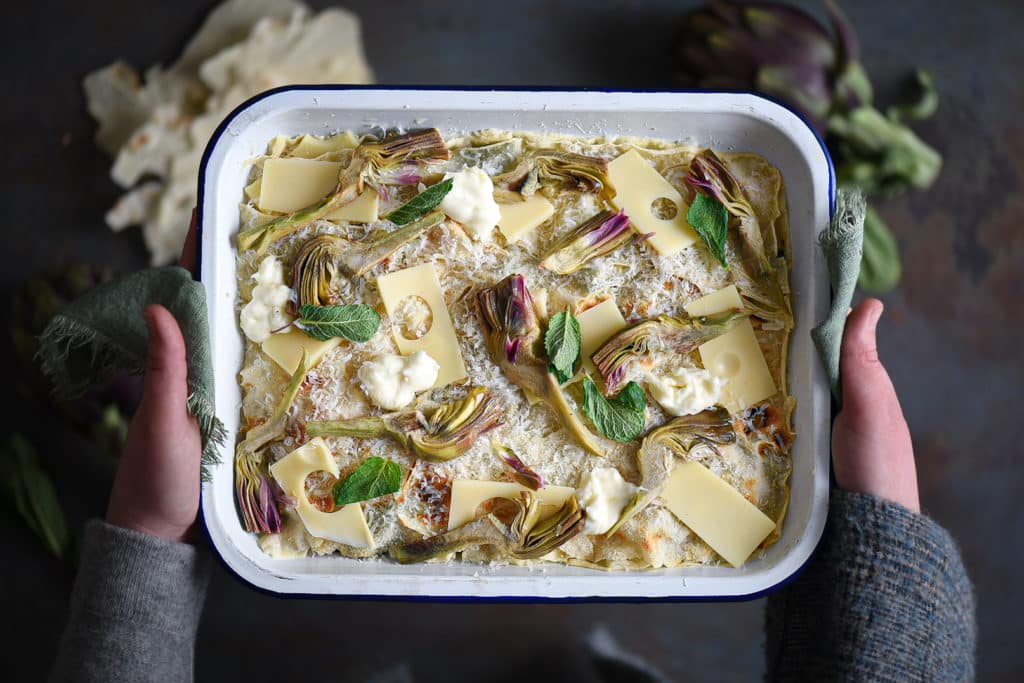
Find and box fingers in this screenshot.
[180,208,198,277]
[142,305,189,412]
[839,298,890,415]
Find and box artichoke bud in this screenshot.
[292,234,342,309]
[495,151,614,200]
[540,210,649,275]
[406,387,505,462]
[389,490,584,563]
[361,128,450,188]
[477,274,540,365]
[592,311,746,395]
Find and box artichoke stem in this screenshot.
[542,372,605,457]
[306,417,388,439]
[340,210,445,276]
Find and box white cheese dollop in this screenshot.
[439,167,501,242]
[239,256,293,343]
[358,351,440,410]
[575,467,640,535]
[646,367,726,416]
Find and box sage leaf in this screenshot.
[333,457,402,505]
[1,435,69,558]
[687,192,729,268]
[384,177,454,226]
[544,308,581,384]
[581,376,646,443]
[297,304,380,342]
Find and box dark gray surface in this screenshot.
[2,0,1021,680]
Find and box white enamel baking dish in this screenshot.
[198,87,834,600]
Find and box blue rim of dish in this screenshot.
[196,85,835,603]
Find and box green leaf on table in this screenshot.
[297,304,380,342]
[333,457,402,505]
[1,435,69,559]
[544,308,581,384]
[384,177,454,226]
[581,376,646,443]
[687,192,729,268]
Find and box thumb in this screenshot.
[142,304,189,411]
[840,298,890,415]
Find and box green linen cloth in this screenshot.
[811,188,867,405]
[37,266,223,480]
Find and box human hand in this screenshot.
[107,214,202,542]
[831,299,920,512]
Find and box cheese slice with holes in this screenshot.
[376,263,467,388]
[325,190,379,223]
[448,480,576,531]
[607,149,698,255]
[269,438,373,548]
[661,460,775,567]
[261,328,341,375]
[497,195,554,242]
[258,158,341,213]
[685,285,776,410]
[290,131,360,158]
[577,298,627,374]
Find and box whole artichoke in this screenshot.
[673,1,942,293]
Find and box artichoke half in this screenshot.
[494,151,615,201]
[476,274,606,456]
[306,386,504,463]
[539,209,650,275]
[291,210,445,308]
[684,149,789,326]
[235,351,308,533]
[391,491,585,563]
[592,310,746,396]
[237,128,450,254]
[605,407,735,536]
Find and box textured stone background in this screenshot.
[2,0,1021,680]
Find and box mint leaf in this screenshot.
[687,192,729,268]
[297,304,380,342]
[581,376,646,442]
[384,177,454,226]
[544,308,581,384]
[333,457,402,505]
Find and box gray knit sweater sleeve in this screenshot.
[765,490,976,682]
[49,520,210,683]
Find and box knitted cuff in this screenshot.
[765,490,976,682]
[71,519,210,638]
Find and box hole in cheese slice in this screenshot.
[269,438,373,548]
[684,285,776,410]
[607,149,698,255]
[448,479,577,531]
[376,263,468,388]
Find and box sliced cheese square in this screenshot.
[258,158,341,213]
[448,479,576,530]
[290,131,360,158]
[325,190,379,223]
[376,263,468,388]
[261,328,341,375]
[607,149,698,255]
[497,195,554,242]
[661,460,775,567]
[685,285,775,410]
[684,284,743,317]
[697,323,777,410]
[269,438,374,548]
[577,298,627,374]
